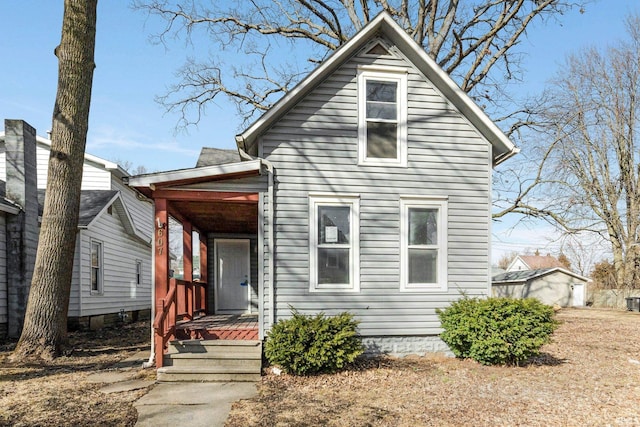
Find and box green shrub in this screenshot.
[264,309,364,375]
[437,297,559,366]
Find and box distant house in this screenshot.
[129,12,520,372]
[506,254,565,272]
[492,268,588,307]
[0,119,153,338]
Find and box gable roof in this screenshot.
[235,12,519,166]
[507,255,565,271]
[36,189,150,244]
[196,148,240,167]
[492,267,589,284]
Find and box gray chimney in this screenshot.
[4,119,39,338]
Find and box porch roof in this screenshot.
[126,159,263,198]
[127,160,263,235]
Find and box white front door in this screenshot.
[215,239,250,313]
[572,283,585,306]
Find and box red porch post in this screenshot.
[199,233,208,283]
[154,198,169,367]
[182,220,194,318]
[200,232,208,313]
[183,220,193,282]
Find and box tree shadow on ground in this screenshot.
[523,352,568,367]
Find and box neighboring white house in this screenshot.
[506,254,565,272]
[492,268,589,307]
[130,12,520,357]
[0,120,153,337]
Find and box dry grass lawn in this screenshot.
[0,309,638,426]
[0,322,152,427]
[227,308,640,427]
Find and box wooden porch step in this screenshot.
[159,339,262,383]
[163,353,262,370]
[167,339,261,355]
[175,327,259,340]
[157,366,262,383]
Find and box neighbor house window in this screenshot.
[136,260,142,286]
[309,195,360,292]
[91,240,103,294]
[400,197,448,291]
[358,66,407,166]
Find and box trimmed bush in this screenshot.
[264,309,364,375]
[437,297,559,366]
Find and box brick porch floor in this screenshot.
[175,314,259,340]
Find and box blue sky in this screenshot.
[1,1,637,263]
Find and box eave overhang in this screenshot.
[126,159,264,198]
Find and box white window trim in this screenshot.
[309,195,360,292]
[357,66,408,167]
[90,239,104,295]
[400,197,448,292]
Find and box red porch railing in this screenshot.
[153,278,207,367]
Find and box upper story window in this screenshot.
[309,195,360,292]
[358,66,407,166]
[400,197,448,292]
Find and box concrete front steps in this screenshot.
[157,339,262,382]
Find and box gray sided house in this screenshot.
[129,13,519,358]
[0,119,153,338]
[492,268,589,308]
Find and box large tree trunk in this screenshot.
[12,0,97,361]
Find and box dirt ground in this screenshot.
[227,308,640,427]
[0,322,152,427]
[0,309,638,426]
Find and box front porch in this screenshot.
[175,314,259,340]
[128,160,268,375]
[151,193,261,368]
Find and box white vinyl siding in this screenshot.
[357,66,407,166]
[0,142,110,189]
[400,197,448,291]
[112,177,153,239]
[259,37,492,337]
[77,207,152,316]
[309,195,360,292]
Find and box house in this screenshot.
[506,254,565,272]
[0,119,153,338]
[128,12,519,373]
[492,268,588,307]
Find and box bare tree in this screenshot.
[12,0,98,360]
[111,158,149,175]
[534,14,640,289]
[496,251,518,270]
[135,0,585,129]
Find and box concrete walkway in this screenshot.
[86,350,258,426]
[134,382,258,427]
